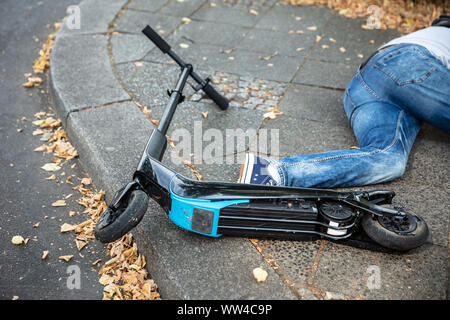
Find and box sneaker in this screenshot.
[239,153,281,186]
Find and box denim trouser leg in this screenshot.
[271,44,449,188]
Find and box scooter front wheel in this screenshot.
[361,211,429,251]
[95,190,149,243]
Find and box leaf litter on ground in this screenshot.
[285,0,447,34]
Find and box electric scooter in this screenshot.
[94,25,429,251]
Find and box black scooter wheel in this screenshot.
[95,190,149,243]
[361,212,429,251]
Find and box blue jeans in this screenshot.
[271,44,450,188]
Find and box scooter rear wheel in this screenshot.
[361,211,429,251]
[95,190,149,243]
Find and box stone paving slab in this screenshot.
[192,0,271,28]
[114,9,181,34]
[313,242,447,299]
[111,33,155,64]
[59,0,127,35]
[307,14,400,64]
[237,28,315,57]
[293,59,357,89]
[127,0,169,12]
[171,20,251,48]
[115,61,183,112]
[253,3,332,33]
[256,239,322,292]
[403,124,450,189]
[158,0,206,17]
[276,84,349,126]
[50,33,130,116]
[143,39,302,82]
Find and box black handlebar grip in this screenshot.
[142,25,171,54]
[203,82,229,110]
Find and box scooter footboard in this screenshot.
[169,190,357,241]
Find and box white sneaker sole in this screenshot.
[239,153,255,184]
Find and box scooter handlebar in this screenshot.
[142,24,229,110]
[142,25,171,54]
[203,81,229,110]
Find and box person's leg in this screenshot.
[361,44,450,135]
[240,43,448,188]
[267,91,421,188]
[241,44,437,188]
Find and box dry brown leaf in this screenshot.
[75,239,87,251]
[60,223,76,232]
[41,163,61,172]
[52,199,67,207]
[81,176,93,185]
[42,250,49,260]
[59,255,74,262]
[253,267,268,282]
[285,0,446,34]
[33,144,47,152]
[11,235,25,245]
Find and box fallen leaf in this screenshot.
[41,163,61,172]
[58,255,73,262]
[33,222,40,228]
[99,274,115,286]
[60,223,76,232]
[179,43,189,49]
[253,267,268,282]
[261,51,278,61]
[45,174,56,180]
[201,112,208,118]
[52,200,67,207]
[41,250,49,260]
[315,35,322,42]
[11,235,25,245]
[249,9,258,15]
[92,259,102,266]
[339,46,346,53]
[307,26,317,31]
[33,144,47,152]
[32,119,45,126]
[263,111,276,119]
[181,17,191,24]
[32,128,44,136]
[81,176,92,185]
[75,239,87,251]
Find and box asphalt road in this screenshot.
[0,0,107,300]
